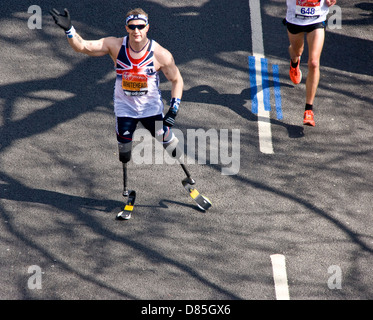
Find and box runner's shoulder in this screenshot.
[153,42,174,66]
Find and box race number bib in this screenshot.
[122,72,148,96]
[295,0,322,19]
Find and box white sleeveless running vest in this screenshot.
[114,36,164,118]
[286,0,330,25]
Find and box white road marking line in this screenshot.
[249,0,264,58]
[249,0,274,154]
[270,254,290,300]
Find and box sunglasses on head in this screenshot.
[127,24,147,30]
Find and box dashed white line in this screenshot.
[270,254,290,300]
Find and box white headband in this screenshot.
[126,14,148,25]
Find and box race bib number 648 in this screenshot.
[295,0,321,19]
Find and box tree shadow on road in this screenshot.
[0,171,242,299]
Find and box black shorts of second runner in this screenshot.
[116,113,173,144]
[286,21,326,34]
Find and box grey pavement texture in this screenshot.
[0,0,372,300]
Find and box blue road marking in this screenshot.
[261,58,271,111]
[248,56,258,115]
[272,64,283,120]
[248,56,283,120]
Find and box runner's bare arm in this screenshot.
[68,35,122,61]
[155,45,184,99]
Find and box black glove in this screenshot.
[164,98,180,127]
[50,8,72,31]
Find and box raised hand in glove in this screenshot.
[164,98,181,127]
[49,8,72,31]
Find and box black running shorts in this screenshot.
[116,114,172,144]
[286,20,326,34]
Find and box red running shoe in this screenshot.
[289,58,302,85]
[303,110,315,126]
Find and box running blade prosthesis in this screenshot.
[182,178,212,211]
[116,190,136,220]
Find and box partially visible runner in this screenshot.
[285,0,337,126]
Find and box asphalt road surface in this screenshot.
[1,0,372,302]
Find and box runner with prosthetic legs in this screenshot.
[50,8,211,219]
